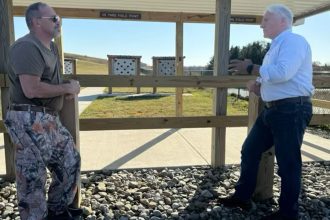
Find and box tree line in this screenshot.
[206,41,330,73]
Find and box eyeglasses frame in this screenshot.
[37,15,60,23]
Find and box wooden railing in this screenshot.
[1,74,330,133]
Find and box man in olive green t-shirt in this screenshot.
[5,2,82,220]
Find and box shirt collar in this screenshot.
[272,28,292,45]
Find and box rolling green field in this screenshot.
[80,87,248,118]
[76,60,108,75]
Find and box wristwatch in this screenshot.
[246,64,254,75]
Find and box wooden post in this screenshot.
[107,56,113,94]
[248,93,275,200]
[56,26,80,207]
[59,95,81,207]
[211,0,230,167]
[0,0,16,181]
[136,58,141,94]
[54,26,64,74]
[175,21,184,117]
[152,58,157,94]
[72,59,77,76]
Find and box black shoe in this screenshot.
[47,209,74,220]
[217,196,252,210]
[260,211,298,220]
[68,206,83,217]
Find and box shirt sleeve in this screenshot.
[10,42,45,77]
[259,35,309,84]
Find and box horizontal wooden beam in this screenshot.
[310,114,330,125]
[79,116,248,130]
[2,74,329,89]
[66,74,257,88]
[0,116,246,133]
[62,74,330,88]
[312,99,330,109]
[13,6,263,24]
[0,113,329,133]
[313,75,330,88]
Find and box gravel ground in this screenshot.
[306,126,330,140]
[0,161,329,220]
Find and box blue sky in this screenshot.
[14,11,330,66]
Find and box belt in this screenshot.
[264,96,311,108]
[9,104,58,116]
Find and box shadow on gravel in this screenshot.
[181,165,254,220]
[180,167,221,219]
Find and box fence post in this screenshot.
[211,0,230,167]
[54,25,64,74]
[107,56,113,94]
[152,58,157,94]
[0,0,15,181]
[60,95,81,207]
[136,58,141,94]
[248,93,274,200]
[176,21,184,117]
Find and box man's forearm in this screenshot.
[23,81,71,99]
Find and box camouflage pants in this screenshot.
[4,110,81,220]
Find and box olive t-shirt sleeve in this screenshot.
[10,42,44,77]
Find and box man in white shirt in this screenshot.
[218,4,313,220]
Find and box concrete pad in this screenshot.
[177,127,248,165]
[301,132,330,161]
[80,129,209,171]
[76,127,330,172]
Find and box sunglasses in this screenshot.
[38,15,60,23]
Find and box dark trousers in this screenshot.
[234,101,312,218]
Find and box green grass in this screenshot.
[76,60,108,74]
[80,88,248,118]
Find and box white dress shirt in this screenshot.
[259,29,314,102]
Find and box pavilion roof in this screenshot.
[12,0,330,23]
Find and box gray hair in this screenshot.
[266,4,293,28]
[25,2,48,29]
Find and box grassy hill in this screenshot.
[65,53,108,64]
[64,53,108,74]
[64,53,150,75]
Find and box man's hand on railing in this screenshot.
[246,80,261,96]
[65,94,76,100]
[228,59,253,75]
